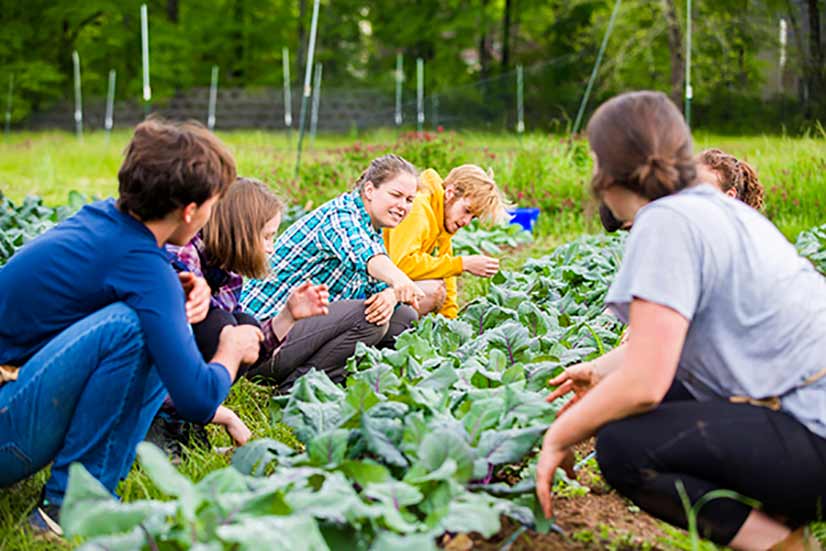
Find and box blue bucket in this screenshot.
[508,207,540,233]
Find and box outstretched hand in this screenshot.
[286,281,330,320]
[546,361,600,417]
[535,435,576,520]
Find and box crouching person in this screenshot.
[0,118,261,537]
[383,165,509,318]
[241,154,422,389]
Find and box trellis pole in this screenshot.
[416,58,424,133]
[207,65,219,130]
[571,0,622,136]
[294,0,320,177]
[72,50,83,140]
[394,53,403,126]
[104,69,116,143]
[309,62,323,145]
[141,4,152,116]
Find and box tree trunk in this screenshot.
[167,0,179,23]
[661,0,684,107]
[807,0,823,100]
[501,0,512,72]
[478,0,492,83]
[232,0,245,79]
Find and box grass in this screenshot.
[0,129,824,550]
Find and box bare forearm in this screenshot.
[591,343,627,379]
[269,308,296,342]
[367,254,411,286]
[544,367,658,449]
[209,349,241,381]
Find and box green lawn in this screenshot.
[0,129,823,550]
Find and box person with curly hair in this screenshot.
[696,148,765,210]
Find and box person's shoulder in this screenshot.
[420,168,444,188]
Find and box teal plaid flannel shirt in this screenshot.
[240,191,388,319]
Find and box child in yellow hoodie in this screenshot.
[383,165,509,318]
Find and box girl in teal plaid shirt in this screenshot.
[242,155,424,389]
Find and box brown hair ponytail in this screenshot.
[587,91,696,200]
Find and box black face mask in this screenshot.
[599,202,624,233]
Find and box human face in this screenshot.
[361,172,418,229]
[443,185,475,234]
[260,213,281,256]
[167,195,220,246]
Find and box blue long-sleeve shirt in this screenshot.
[0,199,231,423]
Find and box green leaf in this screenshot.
[339,459,392,487]
[473,426,546,478]
[232,438,297,476]
[308,429,350,466]
[287,472,377,524]
[61,463,172,539]
[136,442,200,519]
[362,412,408,468]
[409,429,474,484]
[437,492,503,538]
[217,515,330,550]
[369,531,439,551]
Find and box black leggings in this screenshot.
[192,307,264,378]
[595,379,826,544]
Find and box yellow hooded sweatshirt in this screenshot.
[383,169,463,318]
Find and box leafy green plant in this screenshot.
[0,191,87,265]
[796,224,826,275]
[452,219,533,256]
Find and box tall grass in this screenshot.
[1,129,822,240]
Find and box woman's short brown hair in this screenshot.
[587,91,696,201]
[118,117,236,221]
[202,178,284,279]
[697,148,765,210]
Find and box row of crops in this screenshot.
[60,231,628,550]
[1,193,824,549]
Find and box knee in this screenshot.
[432,281,447,310]
[97,303,144,347]
[393,304,418,330]
[595,419,646,492]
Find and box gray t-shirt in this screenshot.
[605,184,826,439]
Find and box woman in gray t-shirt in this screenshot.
[535,91,826,550]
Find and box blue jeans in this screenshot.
[0,303,166,505]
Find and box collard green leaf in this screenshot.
[61,462,172,539]
[217,514,330,550]
[232,438,296,476]
[369,531,439,551]
[308,429,350,467]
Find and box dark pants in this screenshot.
[192,307,262,377]
[595,380,826,544]
[246,300,417,390]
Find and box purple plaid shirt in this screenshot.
[166,232,243,313]
[166,233,280,353]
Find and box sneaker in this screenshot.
[27,493,63,538]
[144,411,212,464]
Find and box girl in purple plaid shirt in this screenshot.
[150,178,329,455]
